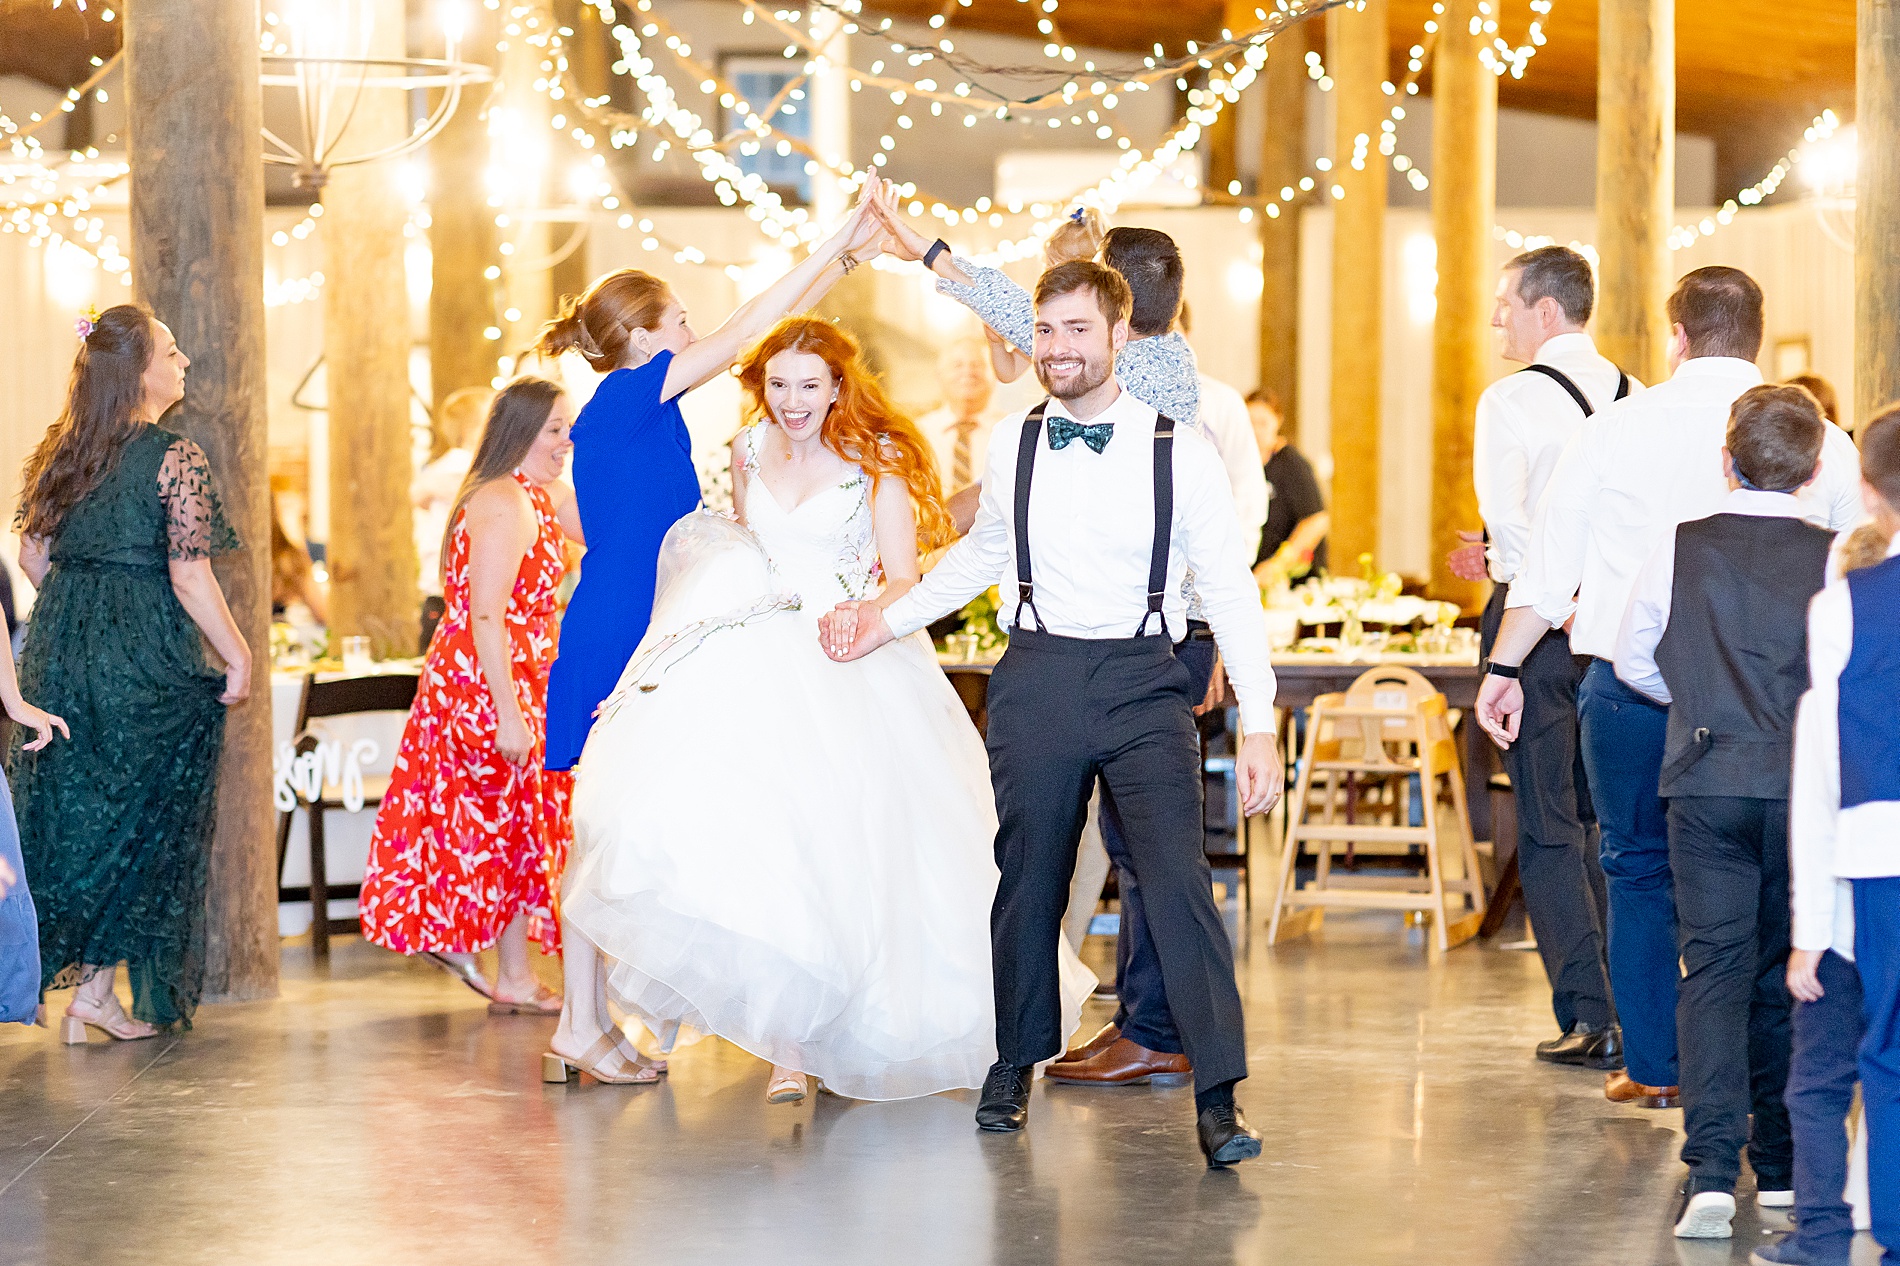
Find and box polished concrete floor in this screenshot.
[0,912,1883,1266]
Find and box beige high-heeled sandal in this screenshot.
[60,1001,158,1044]
[766,1068,809,1104]
[543,1033,662,1086]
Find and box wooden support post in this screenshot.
[1429,0,1496,609]
[321,0,420,658]
[1259,14,1307,420]
[1327,0,1387,565]
[125,0,277,1001]
[429,4,499,455]
[1595,0,1674,387]
[1858,0,1900,426]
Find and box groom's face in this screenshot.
[1032,288,1127,401]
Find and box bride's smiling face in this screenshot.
[763,349,838,445]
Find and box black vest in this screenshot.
[1652,513,1833,799]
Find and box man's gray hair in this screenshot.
[1507,245,1595,326]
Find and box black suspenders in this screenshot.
[1138,416,1175,638]
[1514,363,1631,417]
[1011,397,1177,640]
[1013,401,1050,633]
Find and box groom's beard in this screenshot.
[1035,348,1113,401]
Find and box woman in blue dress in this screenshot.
[532,182,891,1082]
[0,633,65,1027]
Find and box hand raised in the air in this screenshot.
[819,600,895,662]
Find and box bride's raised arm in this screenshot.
[869,473,923,605]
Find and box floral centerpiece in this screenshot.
[947,585,1008,655]
[1274,553,1460,652]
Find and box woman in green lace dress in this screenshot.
[13,304,251,1038]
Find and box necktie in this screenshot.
[951,420,977,488]
[1046,417,1114,454]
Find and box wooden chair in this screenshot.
[275,672,419,956]
[1266,665,1485,951]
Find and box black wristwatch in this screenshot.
[923,238,950,269]
[1484,660,1521,680]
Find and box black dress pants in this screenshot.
[1102,629,1220,1056]
[984,628,1248,1090]
[1669,794,1795,1191]
[1480,583,1614,1032]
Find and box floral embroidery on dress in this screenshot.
[157,438,241,560]
[832,470,879,600]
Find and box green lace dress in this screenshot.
[12,425,239,1028]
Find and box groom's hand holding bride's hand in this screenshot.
[819,601,894,662]
[1236,732,1284,817]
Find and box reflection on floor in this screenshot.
[0,913,1880,1266]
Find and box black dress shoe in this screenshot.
[1536,1022,1624,1070]
[975,1061,1031,1132]
[1196,1104,1263,1168]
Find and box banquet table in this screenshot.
[937,646,1496,845]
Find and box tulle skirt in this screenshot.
[564,514,1094,1101]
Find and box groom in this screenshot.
[820,261,1284,1167]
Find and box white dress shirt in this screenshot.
[1195,374,1269,562]
[1791,691,1858,959]
[1509,356,1864,660]
[885,383,1278,730]
[1613,488,1814,704]
[1792,534,1900,904]
[915,404,994,491]
[1473,332,1636,584]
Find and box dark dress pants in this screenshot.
[1480,585,1614,1033]
[1099,631,1220,1056]
[1578,658,1679,1089]
[985,629,1248,1091]
[1669,795,1794,1191]
[1785,949,1864,1259]
[1852,877,1900,1261]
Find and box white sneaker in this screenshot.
[1675,1190,1737,1239]
[1757,1189,1795,1209]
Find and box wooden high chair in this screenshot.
[1266,665,1485,951]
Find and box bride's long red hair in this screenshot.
[737,317,954,549]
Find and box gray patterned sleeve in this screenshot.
[934,257,1036,353]
[1114,335,1202,429]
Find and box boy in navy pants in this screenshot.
[1756,404,1900,1266]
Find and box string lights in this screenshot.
[1493,107,1844,257]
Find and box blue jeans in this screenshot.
[1786,950,1864,1261]
[1854,877,1900,1262]
[1577,659,1678,1088]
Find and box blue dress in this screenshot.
[545,350,702,770]
[0,767,38,1024]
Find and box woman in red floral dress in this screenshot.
[361,377,581,1013]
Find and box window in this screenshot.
[723,55,813,204]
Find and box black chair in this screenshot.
[1478,771,1521,938]
[418,595,446,654]
[275,672,420,956]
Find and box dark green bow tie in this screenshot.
[1047,417,1114,453]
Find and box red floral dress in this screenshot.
[361,475,571,956]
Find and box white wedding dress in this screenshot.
[564,424,1095,1101]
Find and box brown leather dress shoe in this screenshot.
[1604,1070,1681,1109]
[1046,1037,1192,1086]
[1052,1023,1121,1068]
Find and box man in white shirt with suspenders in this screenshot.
[820,261,1283,1167]
[1452,247,1630,1073]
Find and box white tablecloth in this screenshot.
[271,667,413,936]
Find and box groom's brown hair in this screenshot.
[1033,260,1132,331]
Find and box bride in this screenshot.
[559,316,1094,1102]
